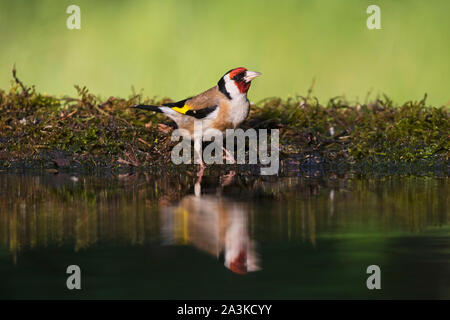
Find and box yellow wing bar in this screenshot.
[171,104,191,114]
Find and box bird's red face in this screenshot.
[228,67,261,94]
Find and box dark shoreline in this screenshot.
[1,157,448,178]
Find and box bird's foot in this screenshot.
[220,170,236,187]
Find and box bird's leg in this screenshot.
[196,148,205,176]
[194,139,205,176]
[222,146,236,164]
[196,161,205,178]
[194,166,204,197]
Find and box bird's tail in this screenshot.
[132,104,163,113]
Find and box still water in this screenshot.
[0,171,448,299]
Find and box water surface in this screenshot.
[0,171,448,299]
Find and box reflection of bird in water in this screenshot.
[161,171,260,274]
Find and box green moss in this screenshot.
[250,94,449,164]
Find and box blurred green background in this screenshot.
[1,0,449,105]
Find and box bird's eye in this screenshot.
[232,72,245,82]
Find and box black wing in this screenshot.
[163,99,218,119]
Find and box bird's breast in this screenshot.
[229,98,250,128]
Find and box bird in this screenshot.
[132,67,261,168]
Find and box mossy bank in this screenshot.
[0,71,448,176]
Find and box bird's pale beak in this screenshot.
[244,71,261,82]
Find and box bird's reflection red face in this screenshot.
[229,249,247,274]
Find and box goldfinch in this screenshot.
[132,67,261,167]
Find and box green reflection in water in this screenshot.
[0,172,448,299]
